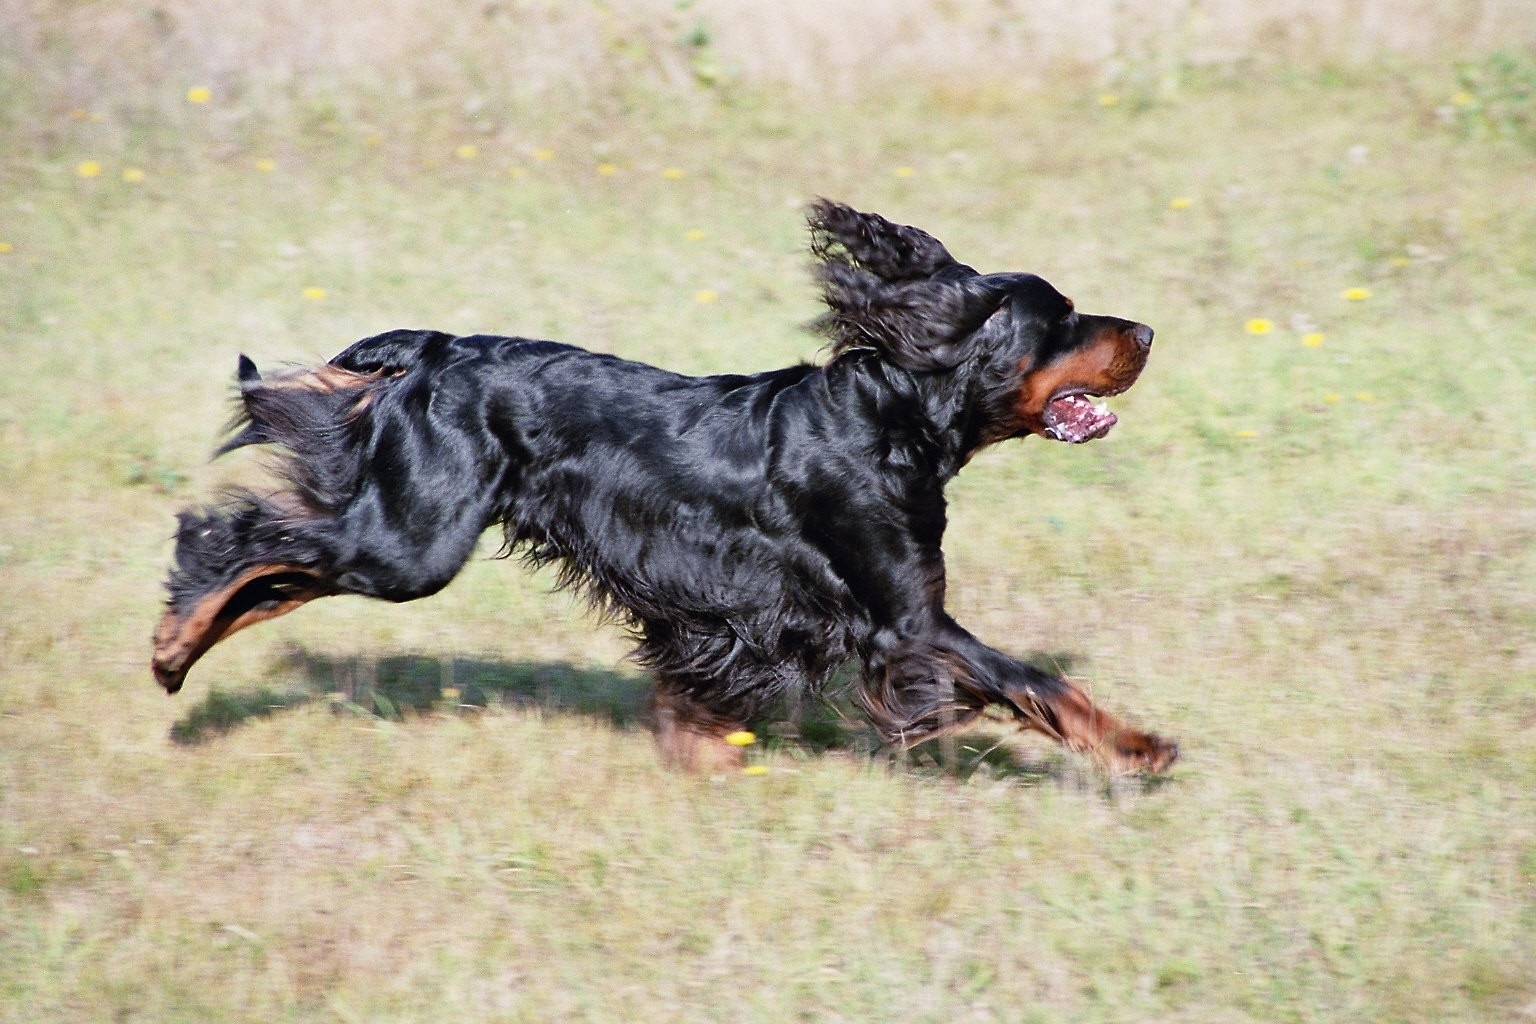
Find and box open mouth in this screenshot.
[1042,393,1118,444]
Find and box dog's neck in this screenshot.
[820,351,995,483]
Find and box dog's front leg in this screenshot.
[937,624,1178,775]
[863,617,1177,775]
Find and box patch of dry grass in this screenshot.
[2,51,1536,1022]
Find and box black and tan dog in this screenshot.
[153,200,1177,774]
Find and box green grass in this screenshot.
[3,63,1536,1022]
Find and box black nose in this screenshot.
[1133,324,1154,351]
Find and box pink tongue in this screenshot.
[1045,395,1115,442]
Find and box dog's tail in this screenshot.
[213,329,454,513]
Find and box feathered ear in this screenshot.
[813,268,1026,370]
[817,268,1019,373]
[807,198,975,283]
[809,200,1023,370]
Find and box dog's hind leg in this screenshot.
[152,476,496,693]
[151,521,334,696]
[153,351,503,693]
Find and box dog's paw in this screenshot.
[1104,729,1179,776]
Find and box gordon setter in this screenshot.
[152,200,1177,775]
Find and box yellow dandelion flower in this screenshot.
[1301,332,1325,348]
[302,286,327,301]
[1168,196,1193,210]
[0,242,13,254]
[1341,286,1371,301]
[1235,429,1259,439]
[441,687,461,702]
[121,167,145,183]
[1244,318,1274,335]
[1354,391,1376,403]
[724,730,756,747]
[533,148,555,161]
[76,160,103,179]
[1451,91,1474,107]
[255,158,276,173]
[684,229,706,242]
[1098,93,1120,107]
[742,765,770,776]
[456,144,479,161]
[507,166,528,179]
[1388,256,1410,268]
[596,162,618,176]
[893,166,916,179]
[695,289,719,304]
[186,86,212,104]
[662,167,686,180]
[1323,392,1343,404]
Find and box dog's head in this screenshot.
[808,199,1152,446]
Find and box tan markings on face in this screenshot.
[1014,320,1149,437]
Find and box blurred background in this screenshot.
[2,2,1534,1021]
[6,0,1536,116]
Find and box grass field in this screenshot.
[3,53,1536,1022]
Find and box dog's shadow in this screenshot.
[168,647,649,745]
[169,648,1110,787]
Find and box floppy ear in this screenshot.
[814,267,1026,371]
[807,199,976,283]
